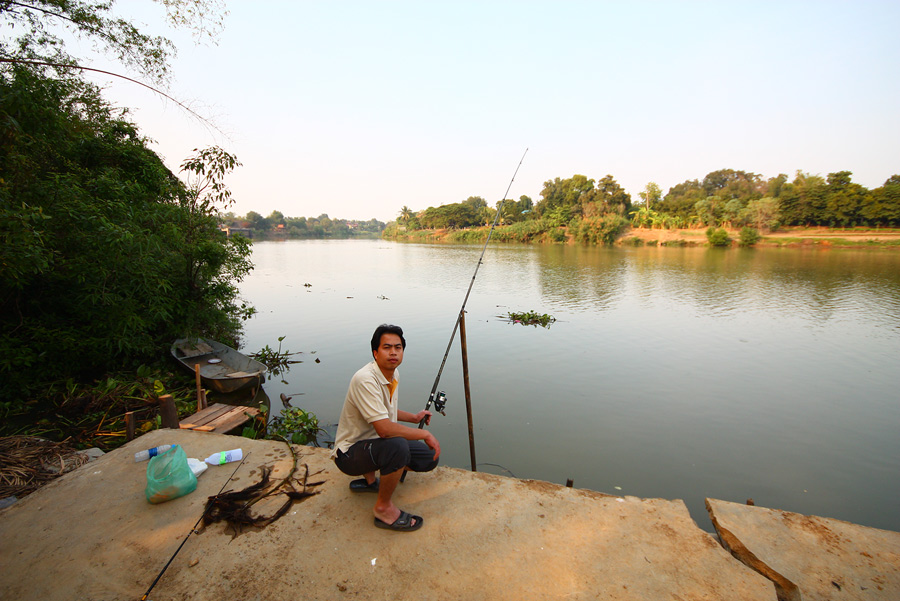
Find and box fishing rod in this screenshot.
[417,148,529,428]
[140,451,249,601]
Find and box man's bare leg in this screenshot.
[373,468,418,526]
[363,471,377,485]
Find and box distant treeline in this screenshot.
[387,169,900,236]
[223,211,386,238]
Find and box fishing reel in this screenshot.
[430,390,448,416]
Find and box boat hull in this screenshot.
[171,338,267,394]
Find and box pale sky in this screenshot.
[86,1,900,222]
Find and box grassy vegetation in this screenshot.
[0,363,199,451]
[761,236,900,248]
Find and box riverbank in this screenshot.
[620,226,900,248]
[388,225,900,248]
[1,429,897,600]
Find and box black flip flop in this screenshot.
[349,477,379,493]
[374,510,423,532]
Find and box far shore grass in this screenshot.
[386,225,900,249]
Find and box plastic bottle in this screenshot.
[134,445,173,462]
[204,448,243,465]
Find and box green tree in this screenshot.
[659,179,704,218]
[497,195,533,223]
[175,146,253,334]
[285,215,308,235]
[638,182,662,211]
[744,197,780,232]
[694,196,723,226]
[701,169,765,201]
[545,205,574,228]
[360,218,386,234]
[721,199,745,227]
[267,210,285,226]
[861,175,900,226]
[479,205,496,226]
[1,1,227,91]
[824,171,867,227]
[778,171,826,226]
[463,196,487,211]
[584,175,632,216]
[766,173,788,198]
[535,175,594,218]
[0,66,251,402]
[245,210,269,232]
[419,201,480,229]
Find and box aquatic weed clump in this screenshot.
[506,310,557,329]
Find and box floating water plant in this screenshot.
[505,310,557,329]
[250,336,303,379]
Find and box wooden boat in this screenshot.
[171,338,267,394]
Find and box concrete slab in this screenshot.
[707,498,900,601]
[0,429,775,600]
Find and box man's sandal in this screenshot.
[374,510,423,532]
[349,477,379,493]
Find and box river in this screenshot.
[237,239,900,532]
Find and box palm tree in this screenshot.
[399,206,412,225]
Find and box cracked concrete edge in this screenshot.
[705,498,800,601]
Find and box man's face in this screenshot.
[373,333,404,373]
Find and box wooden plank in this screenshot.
[179,403,233,427]
[179,403,259,433]
[225,370,259,378]
[175,341,214,358]
[208,406,259,433]
[179,424,214,431]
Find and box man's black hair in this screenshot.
[371,324,406,352]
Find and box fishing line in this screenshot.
[417,148,529,425]
[139,451,250,601]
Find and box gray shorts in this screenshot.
[334,437,439,477]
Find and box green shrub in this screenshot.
[575,215,629,245]
[739,227,761,246]
[267,407,325,446]
[447,228,486,243]
[706,227,732,247]
[549,227,568,243]
[492,220,547,243]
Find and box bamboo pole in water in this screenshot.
[460,311,477,472]
[194,363,206,410]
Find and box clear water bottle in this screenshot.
[134,444,173,462]
[204,448,243,465]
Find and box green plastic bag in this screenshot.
[145,444,197,504]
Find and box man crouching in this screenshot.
[331,324,440,531]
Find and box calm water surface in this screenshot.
[237,239,900,532]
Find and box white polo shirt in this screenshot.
[331,360,399,457]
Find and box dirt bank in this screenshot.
[620,226,900,247]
